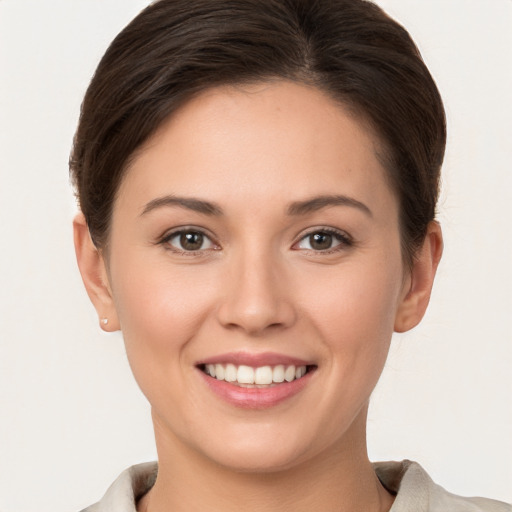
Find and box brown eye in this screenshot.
[309,232,333,251]
[180,232,204,251]
[295,229,351,252]
[165,230,216,252]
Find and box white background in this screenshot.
[0,1,511,510]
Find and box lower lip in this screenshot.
[198,369,315,409]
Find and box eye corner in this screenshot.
[158,226,220,255]
[292,227,354,254]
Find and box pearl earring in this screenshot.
[101,318,109,326]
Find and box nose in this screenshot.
[216,250,297,336]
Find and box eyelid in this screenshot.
[158,226,220,254]
[156,225,352,254]
[292,226,353,252]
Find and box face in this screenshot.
[99,81,413,471]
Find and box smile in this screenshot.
[201,363,309,387]
[196,352,317,408]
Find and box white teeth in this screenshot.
[273,365,285,383]
[225,363,237,382]
[237,365,254,384]
[254,366,273,385]
[204,363,308,385]
[215,364,225,381]
[284,365,296,382]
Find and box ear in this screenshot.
[394,221,443,333]
[73,213,120,332]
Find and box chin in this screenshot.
[188,420,335,475]
[206,443,310,474]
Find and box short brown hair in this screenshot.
[70,0,446,265]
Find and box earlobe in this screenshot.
[394,221,443,333]
[73,213,120,332]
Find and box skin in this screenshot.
[74,81,442,512]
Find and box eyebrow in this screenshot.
[141,195,223,216]
[140,193,372,218]
[287,194,373,217]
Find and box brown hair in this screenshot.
[70,0,446,265]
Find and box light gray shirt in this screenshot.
[81,460,511,512]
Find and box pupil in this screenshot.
[180,232,203,250]
[310,232,332,250]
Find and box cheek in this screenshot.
[109,254,218,377]
[300,254,404,382]
[307,259,401,329]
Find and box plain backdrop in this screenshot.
[0,1,511,510]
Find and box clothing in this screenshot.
[81,460,511,512]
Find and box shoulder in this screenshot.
[374,460,511,512]
[80,462,158,512]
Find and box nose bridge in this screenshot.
[216,240,295,334]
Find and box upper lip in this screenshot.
[196,351,315,368]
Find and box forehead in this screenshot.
[117,81,396,218]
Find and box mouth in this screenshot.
[198,363,316,388]
[196,354,317,408]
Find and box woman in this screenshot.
[70,0,510,511]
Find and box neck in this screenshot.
[139,409,394,512]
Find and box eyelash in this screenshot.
[293,227,353,254]
[159,227,219,255]
[158,227,353,255]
